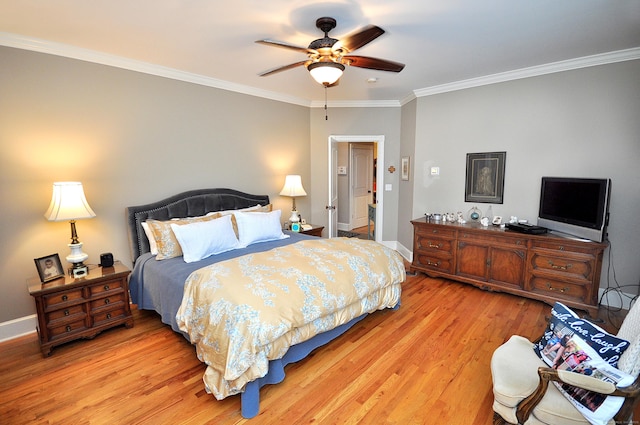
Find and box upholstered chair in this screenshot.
[491,301,640,425]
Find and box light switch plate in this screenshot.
[337,166,347,175]
[385,184,392,191]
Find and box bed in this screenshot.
[126,188,405,418]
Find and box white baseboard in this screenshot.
[0,314,37,343]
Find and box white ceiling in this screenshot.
[1,1,639,106]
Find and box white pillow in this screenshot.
[234,210,289,247]
[141,222,158,256]
[170,215,241,263]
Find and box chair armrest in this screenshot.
[516,367,640,424]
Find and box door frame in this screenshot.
[328,135,385,242]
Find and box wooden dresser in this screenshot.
[28,262,134,356]
[410,218,607,317]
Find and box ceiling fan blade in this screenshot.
[255,39,315,55]
[343,55,405,72]
[258,60,308,77]
[337,25,385,52]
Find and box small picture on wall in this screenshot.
[465,151,506,204]
[35,253,64,282]
[401,156,410,181]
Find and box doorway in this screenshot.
[327,135,385,242]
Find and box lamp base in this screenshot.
[66,242,89,264]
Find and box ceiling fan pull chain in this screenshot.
[324,85,328,120]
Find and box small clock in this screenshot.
[291,222,301,232]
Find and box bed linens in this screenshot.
[176,237,405,399]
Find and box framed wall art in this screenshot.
[465,151,506,204]
[401,156,410,181]
[35,253,64,282]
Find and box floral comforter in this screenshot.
[176,237,405,399]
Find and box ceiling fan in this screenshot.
[256,17,405,87]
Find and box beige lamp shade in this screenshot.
[44,182,96,221]
[279,175,307,198]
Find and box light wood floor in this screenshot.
[0,273,632,425]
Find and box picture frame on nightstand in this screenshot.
[34,253,64,282]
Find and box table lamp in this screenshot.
[280,175,307,230]
[44,182,96,277]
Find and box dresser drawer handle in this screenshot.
[548,261,572,271]
[428,242,442,249]
[62,295,68,301]
[427,260,441,267]
[104,284,110,291]
[104,298,110,305]
[66,325,72,332]
[546,283,569,293]
[64,309,70,316]
[106,313,112,319]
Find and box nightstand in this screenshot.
[299,224,324,237]
[28,261,134,357]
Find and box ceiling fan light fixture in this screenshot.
[308,61,345,86]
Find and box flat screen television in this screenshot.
[537,177,611,242]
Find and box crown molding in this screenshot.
[309,99,401,108]
[2,32,638,108]
[0,32,312,107]
[414,47,640,98]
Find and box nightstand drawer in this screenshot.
[44,289,84,309]
[89,293,126,311]
[49,318,88,339]
[46,304,85,322]
[88,280,124,297]
[93,307,127,326]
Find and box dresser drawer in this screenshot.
[89,293,126,311]
[46,304,85,322]
[43,289,84,310]
[415,226,456,239]
[529,252,594,281]
[413,253,454,273]
[528,276,589,304]
[531,240,598,256]
[88,279,124,297]
[48,318,88,339]
[415,236,454,255]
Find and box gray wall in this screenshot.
[0,46,310,323]
[409,60,640,299]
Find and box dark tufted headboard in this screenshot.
[126,188,270,263]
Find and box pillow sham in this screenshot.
[146,214,220,260]
[533,302,633,425]
[215,204,273,236]
[170,215,240,263]
[141,222,158,256]
[234,209,289,247]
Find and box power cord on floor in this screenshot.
[597,239,639,329]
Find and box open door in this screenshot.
[328,135,385,241]
[350,145,374,229]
